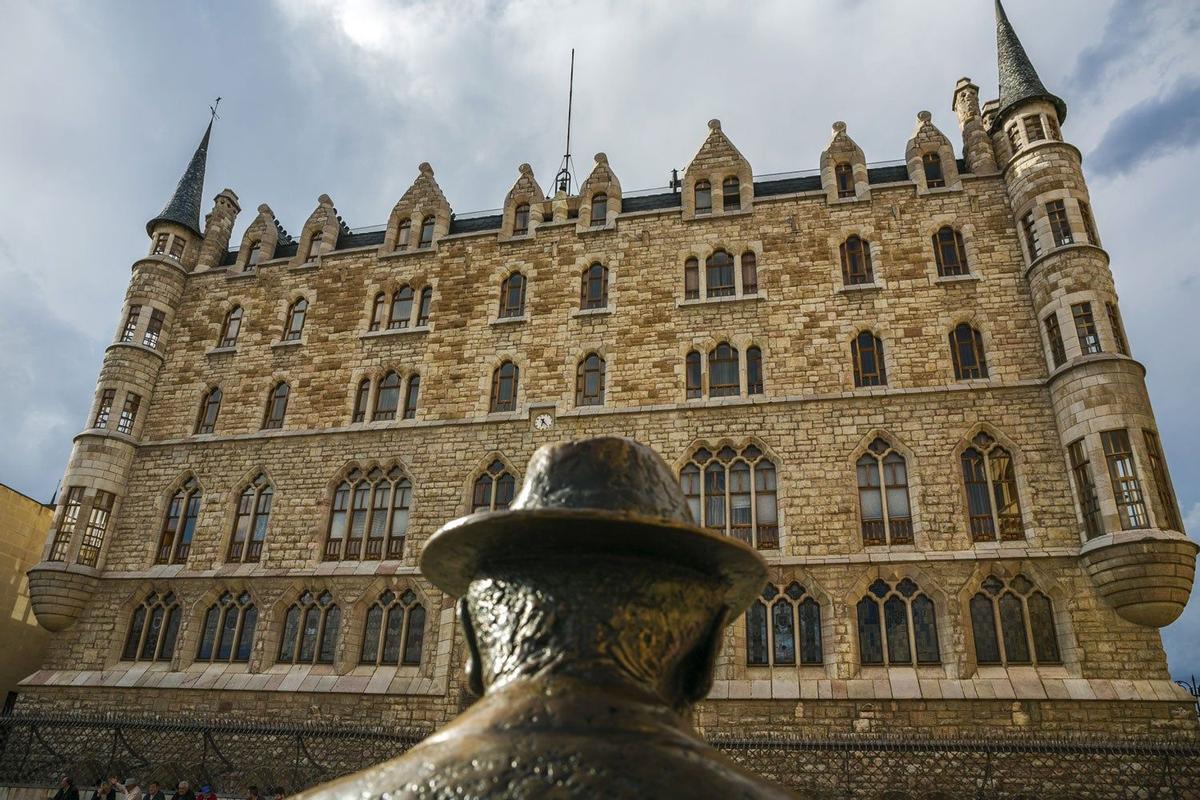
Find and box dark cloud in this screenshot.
[1088,78,1200,176]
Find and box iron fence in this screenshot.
[0,714,1198,798]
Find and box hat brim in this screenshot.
[419,508,768,614]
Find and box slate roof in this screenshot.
[146,120,211,237]
[994,0,1066,130]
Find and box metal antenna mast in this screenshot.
[554,50,577,195]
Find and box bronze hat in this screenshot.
[420,436,769,613]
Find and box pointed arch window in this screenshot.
[219,306,243,348]
[228,474,272,563]
[949,323,988,379]
[741,251,758,294]
[473,459,516,512]
[708,342,739,396]
[325,466,411,561]
[840,236,874,285]
[970,575,1060,667]
[857,578,940,666]
[396,219,411,251]
[705,250,735,298]
[694,180,712,215]
[263,382,290,429]
[513,203,530,235]
[722,176,740,211]
[590,193,607,226]
[684,257,700,300]
[418,215,435,248]
[156,477,200,564]
[680,444,778,549]
[922,152,945,188]
[305,231,323,263]
[851,331,887,387]
[961,431,1024,541]
[685,350,702,399]
[278,590,340,665]
[499,273,526,318]
[581,263,608,309]
[389,286,414,329]
[121,591,181,662]
[576,353,605,407]
[490,361,518,412]
[195,387,222,435]
[197,591,257,663]
[403,374,420,419]
[933,226,969,277]
[352,378,370,423]
[746,346,764,395]
[835,162,855,198]
[360,588,426,666]
[416,287,432,326]
[283,298,307,341]
[746,582,822,666]
[373,372,401,421]
[856,438,913,546]
[246,241,262,270]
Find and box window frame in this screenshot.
[323,466,412,561]
[722,176,740,211]
[694,180,712,215]
[155,478,201,565]
[359,588,426,667]
[1101,429,1150,530]
[575,353,606,407]
[195,387,222,435]
[856,578,940,666]
[856,437,914,546]
[472,459,516,512]
[922,153,945,188]
[262,382,290,430]
[949,323,989,380]
[580,263,608,310]
[228,474,272,563]
[121,592,181,663]
[679,444,779,549]
[283,297,308,342]
[219,306,243,348]
[840,236,874,286]
[970,574,1061,667]
[933,226,969,277]
[960,432,1025,542]
[745,582,823,666]
[490,361,519,412]
[499,273,526,318]
[851,331,887,387]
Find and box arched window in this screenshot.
[418,215,435,248]
[851,331,887,387]
[403,374,420,420]
[684,257,700,300]
[680,444,778,549]
[576,353,605,407]
[961,431,1024,542]
[283,298,307,341]
[580,263,608,310]
[416,287,433,326]
[970,575,1061,667]
[746,346,764,395]
[745,582,822,666]
[708,342,739,397]
[856,578,940,666]
[922,152,945,188]
[389,286,414,329]
[840,236,874,285]
[219,306,243,348]
[741,251,758,294]
[694,180,712,215]
[156,477,200,564]
[373,372,401,421]
[360,588,426,666]
[685,350,702,399]
[195,387,222,435]
[396,219,411,251]
[121,591,181,662]
[246,242,261,270]
[263,382,290,429]
[706,250,735,298]
[278,590,340,665]
[856,438,913,545]
[472,459,516,512]
[490,361,518,412]
[369,292,386,332]
[722,176,740,211]
[352,378,370,423]
[933,226,969,277]
[228,473,272,563]
[513,203,530,235]
[196,591,257,663]
[949,323,988,380]
[306,231,323,262]
[325,466,411,561]
[590,193,607,226]
[499,273,526,318]
[834,162,855,198]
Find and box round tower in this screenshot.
[27,119,236,631]
[989,0,1195,627]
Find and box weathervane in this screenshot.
[209,96,222,122]
[553,50,577,195]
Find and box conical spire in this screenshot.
[995,0,1066,127]
[146,118,212,237]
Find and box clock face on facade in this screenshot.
[533,413,554,430]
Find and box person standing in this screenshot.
[142,782,164,800]
[91,775,119,800]
[53,776,80,800]
[169,781,194,800]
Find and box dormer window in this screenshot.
[397,219,411,251]
[835,163,854,198]
[694,181,712,215]
[590,193,607,226]
[922,153,945,188]
[722,177,740,211]
[513,204,530,236]
[306,231,323,263]
[246,241,261,270]
[418,216,435,249]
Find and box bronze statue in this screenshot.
[301,437,798,799]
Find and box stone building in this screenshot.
[20,2,1199,742]
[0,484,52,708]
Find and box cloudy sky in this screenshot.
[1,0,1198,676]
